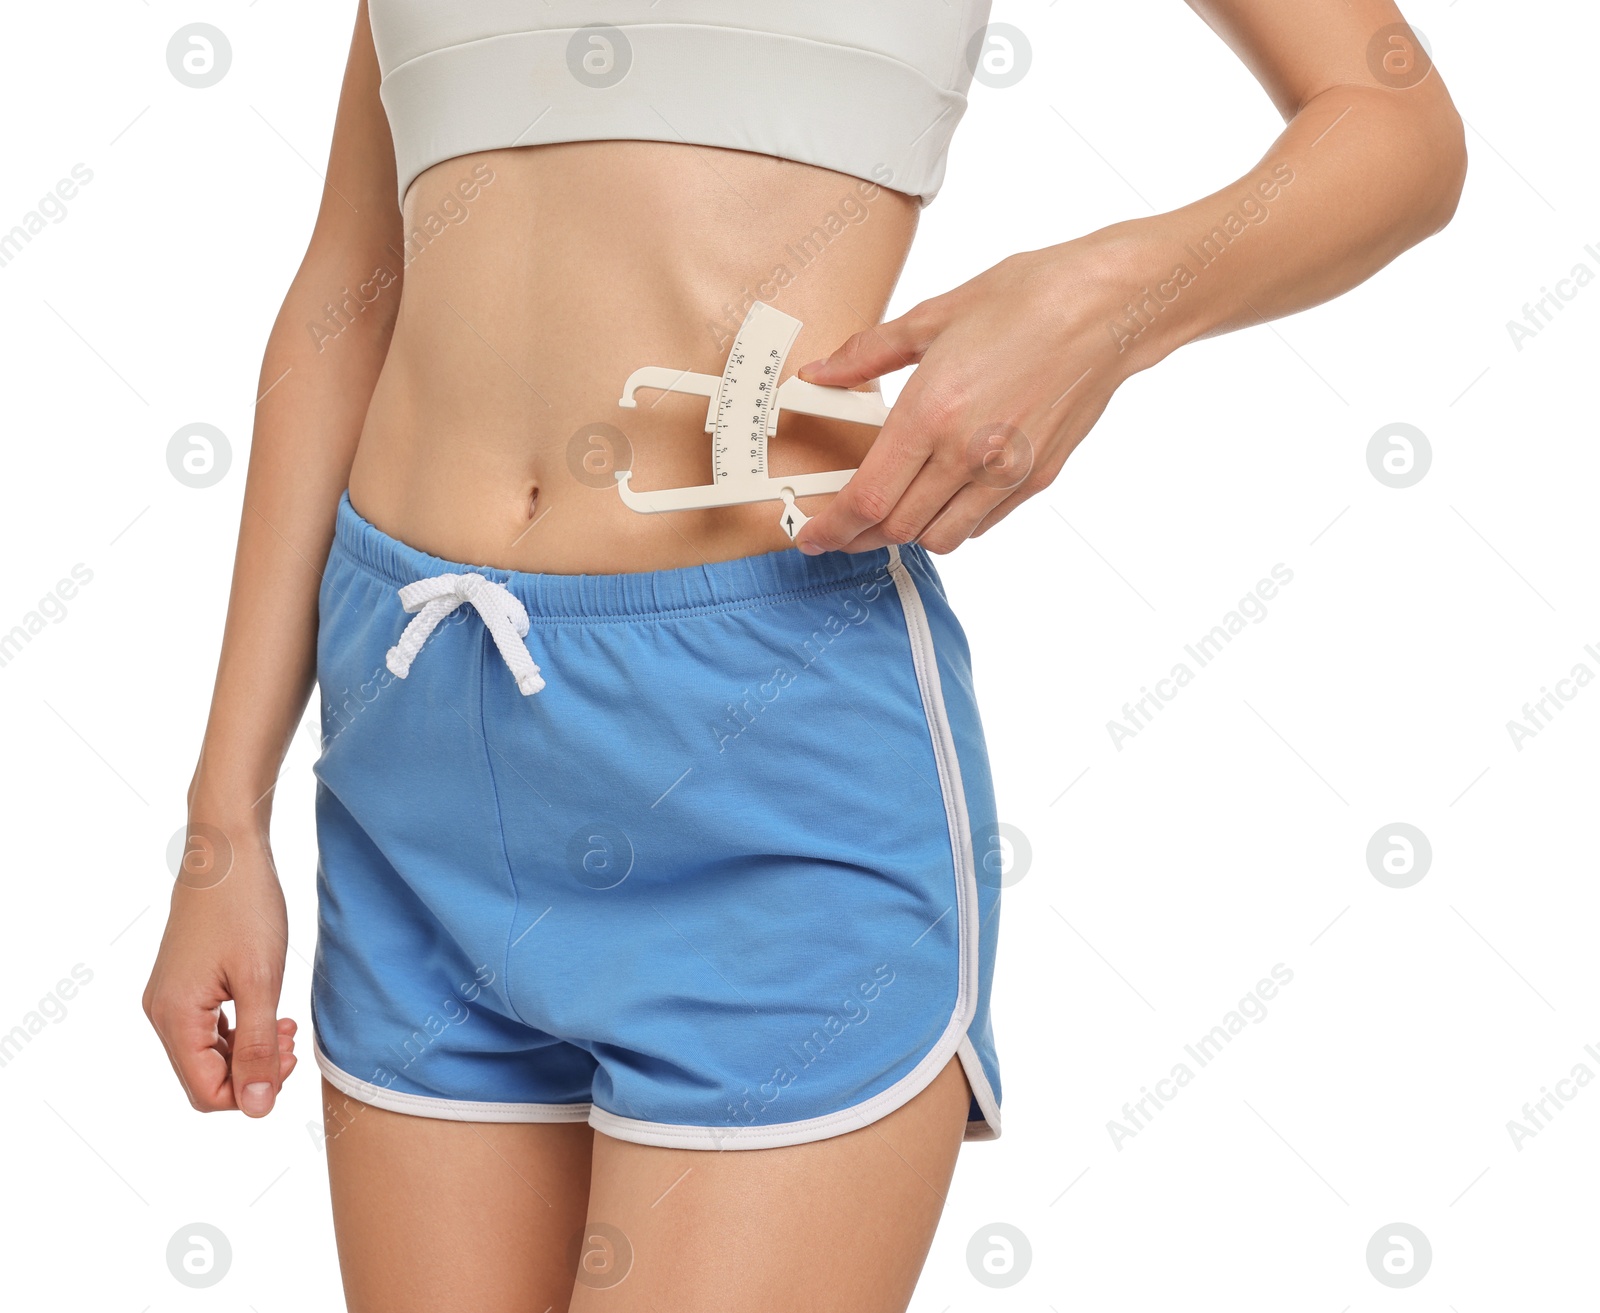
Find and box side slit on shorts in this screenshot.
[310,491,1003,1149]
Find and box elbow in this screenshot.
[1420,99,1469,236]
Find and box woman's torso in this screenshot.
[347,141,920,573]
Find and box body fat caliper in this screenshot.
[614,301,888,541]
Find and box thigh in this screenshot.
[568,1055,972,1313]
[322,1077,595,1313]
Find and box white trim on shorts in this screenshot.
[314,1041,593,1123]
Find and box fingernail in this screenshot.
[242,1081,274,1114]
[798,540,823,555]
[796,358,826,376]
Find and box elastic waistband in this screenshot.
[331,492,925,621]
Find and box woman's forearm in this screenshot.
[789,63,1468,555]
[188,244,397,839]
[1097,83,1467,373]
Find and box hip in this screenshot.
[312,490,997,885]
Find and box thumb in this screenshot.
[227,974,285,1117]
[795,309,930,388]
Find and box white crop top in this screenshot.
[366,1,995,208]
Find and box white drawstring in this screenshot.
[384,573,546,696]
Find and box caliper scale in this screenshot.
[614,301,888,540]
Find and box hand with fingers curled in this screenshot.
[142,825,298,1118]
[792,232,1160,557]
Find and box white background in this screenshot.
[1,0,1594,1308]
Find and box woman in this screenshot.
[143,1,1466,1308]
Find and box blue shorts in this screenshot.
[309,492,1002,1149]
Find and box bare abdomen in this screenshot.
[347,139,918,573]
